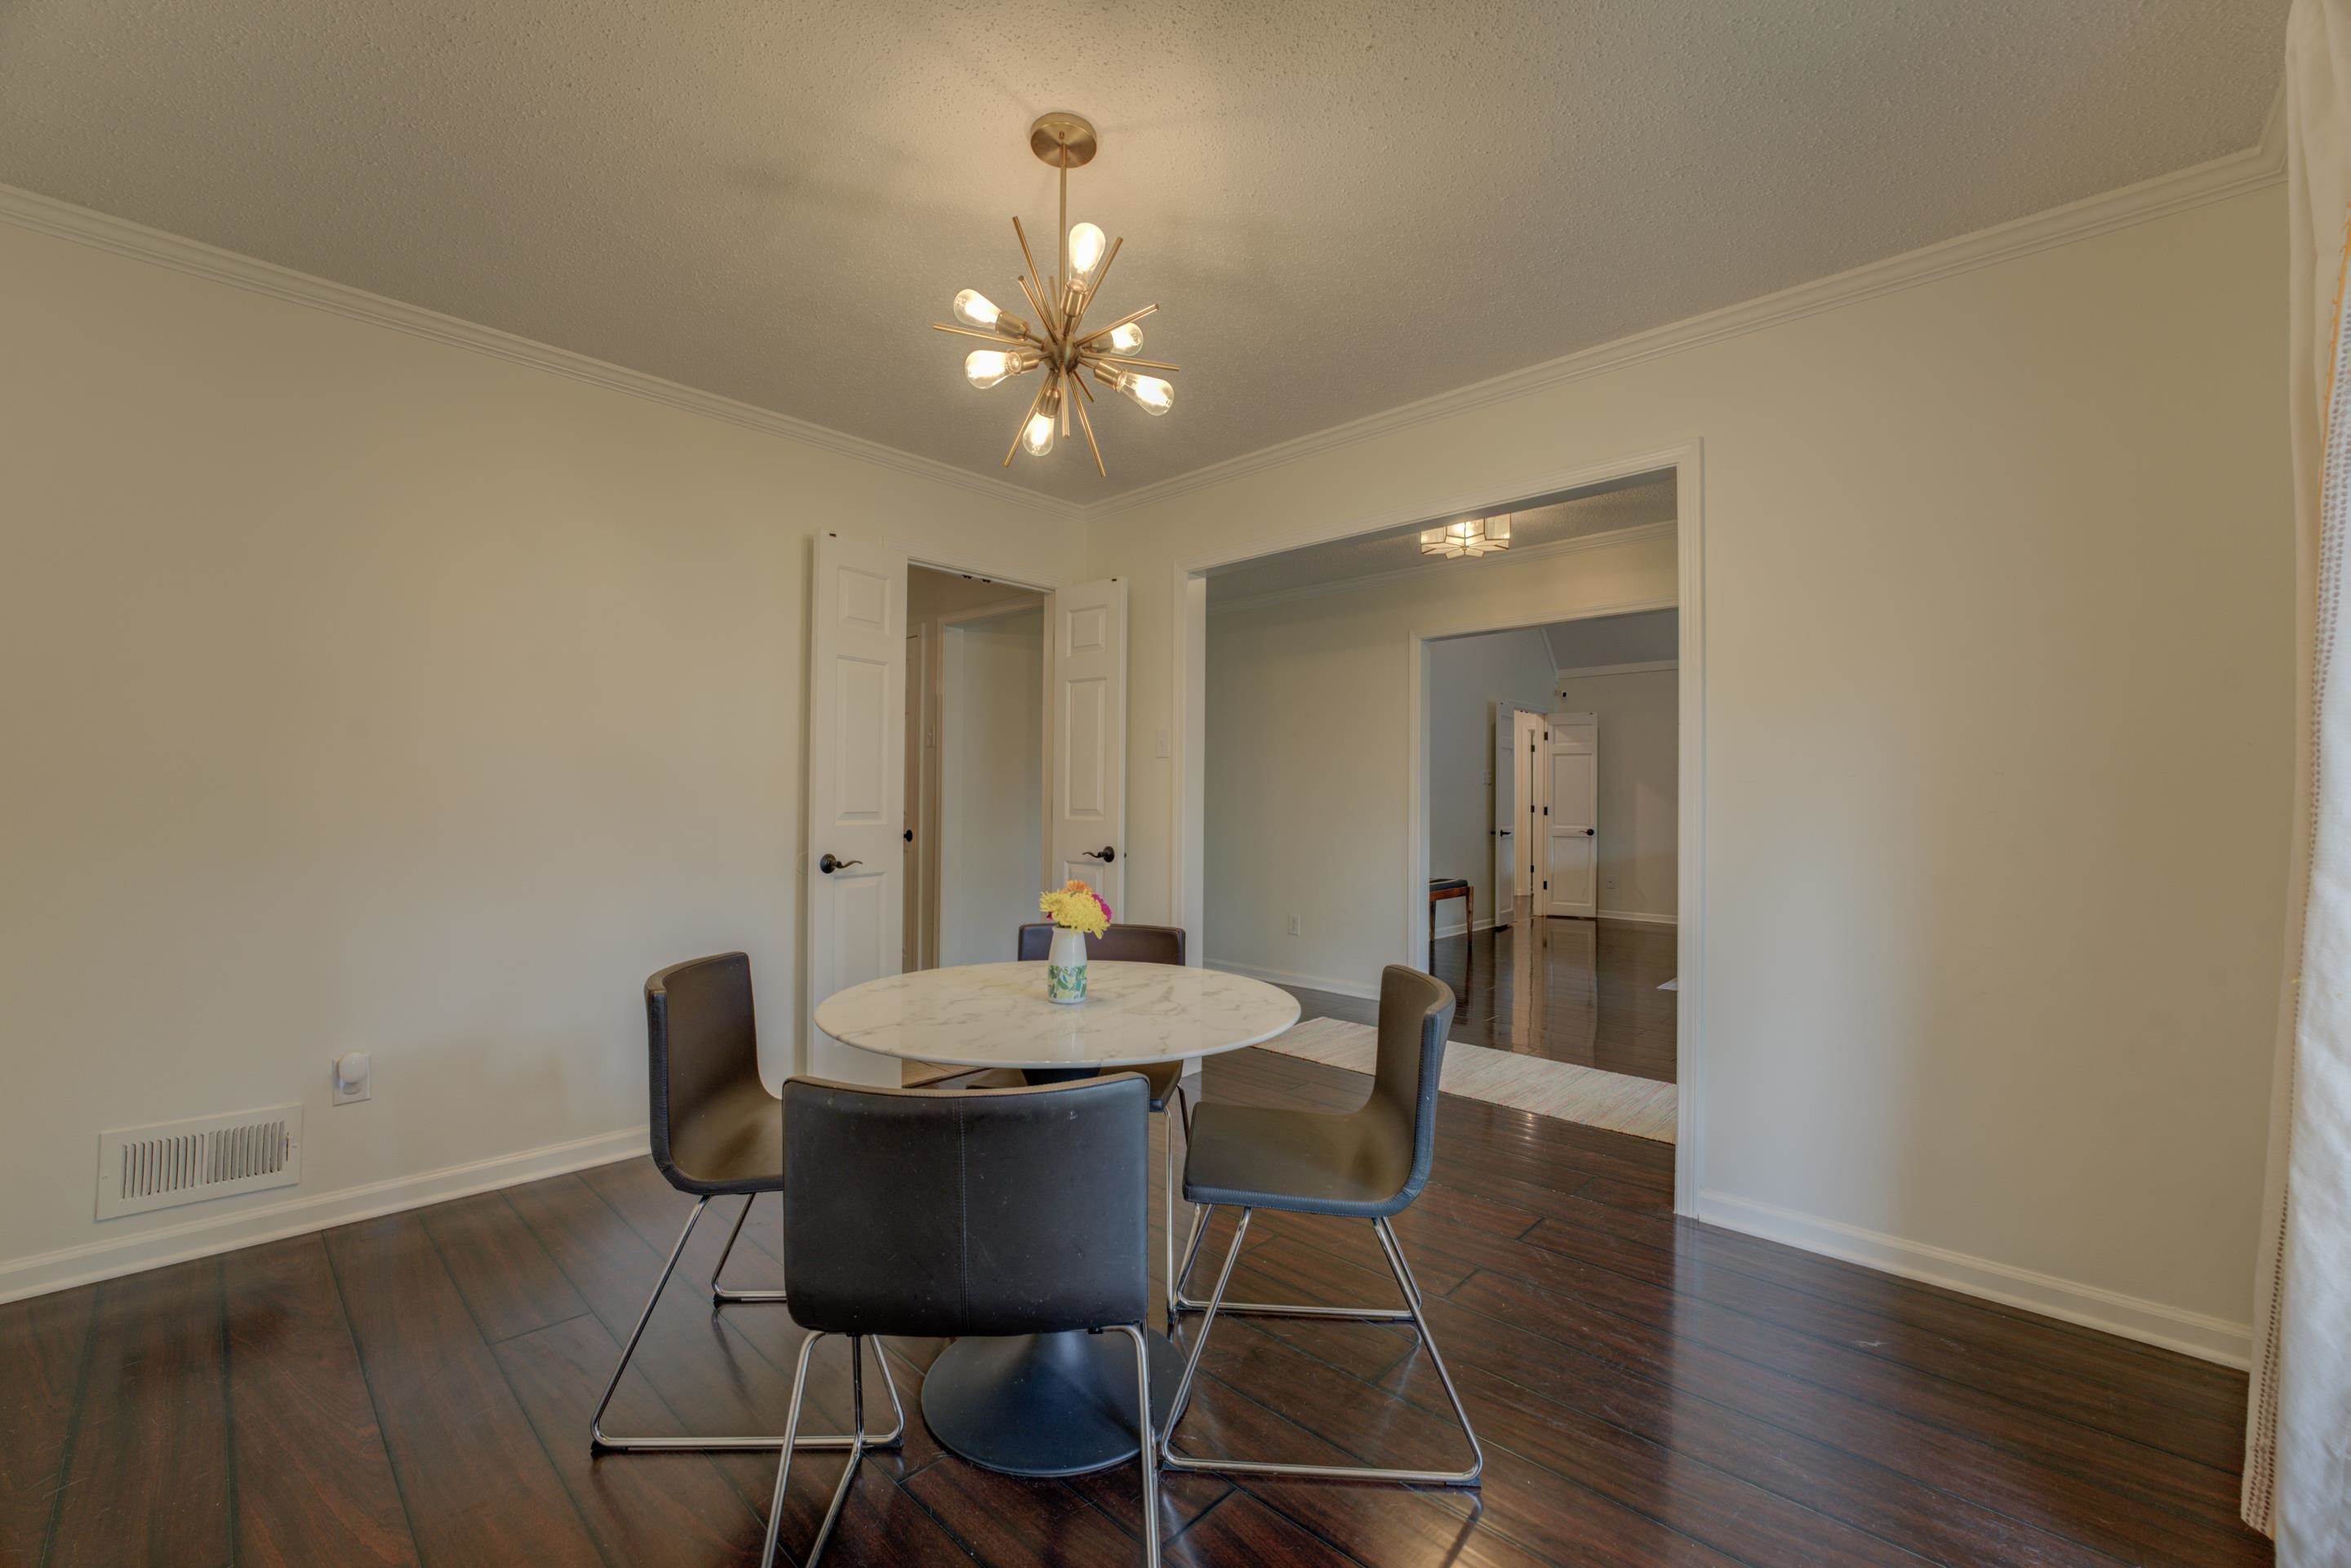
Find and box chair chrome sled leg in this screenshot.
[760,1332,866,1568]
[1159,1208,1483,1486]
[1168,1202,1413,1324]
[709,1192,788,1304]
[589,1194,905,1455]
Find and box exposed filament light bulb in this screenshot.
[1102,322,1144,357]
[1067,222,1108,281]
[1022,398,1059,455]
[1110,369,1173,415]
[965,349,1033,389]
[953,288,1028,337]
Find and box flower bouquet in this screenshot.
[1038,880,1113,1003]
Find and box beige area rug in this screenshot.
[1255,1016,1678,1144]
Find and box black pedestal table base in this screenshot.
[921,1327,1186,1477]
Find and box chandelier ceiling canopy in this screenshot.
[934,112,1176,478]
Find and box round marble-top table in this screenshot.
[813,960,1300,1477]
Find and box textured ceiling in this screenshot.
[0,1,2285,500]
[1206,475,1675,606]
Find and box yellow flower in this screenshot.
[1039,883,1111,939]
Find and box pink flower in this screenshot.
[1094,892,1113,922]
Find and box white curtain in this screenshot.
[2245,0,2351,1552]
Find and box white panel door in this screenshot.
[1045,578,1127,913]
[1491,704,1518,924]
[806,532,906,1086]
[1544,712,1598,919]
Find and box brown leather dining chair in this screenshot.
[1014,921,1193,1320]
[590,952,903,1455]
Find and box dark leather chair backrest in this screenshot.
[645,953,762,1191]
[1371,965,1455,1207]
[780,1075,1150,1338]
[1015,921,1186,966]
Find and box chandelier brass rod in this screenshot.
[931,322,1036,345]
[1010,218,1059,334]
[1073,303,1158,347]
[1013,273,1059,342]
[1056,158,1068,296]
[1083,354,1180,373]
[1085,236,1124,309]
[1002,375,1051,468]
[1071,381,1107,477]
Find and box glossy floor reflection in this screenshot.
[2,1049,2269,1567]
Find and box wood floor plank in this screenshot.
[325,1213,605,1568]
[21,1038,2278,1568]
[494,1313,767,1567]
[421,1190,591,1344]
[0,1284,94,1568]
[221,1237,420,1568]
[1438,1274,2268,1568]
[49,1260,231,1568]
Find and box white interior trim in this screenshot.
[1594,909,1678,926]
[1094,136,2284,519]
[0,183,1084,522]
[1207,521,1678,615]
[1697,1189,2253,1367]
[1206,958,1381,1003]
[1173,442,1707,1211]
[0,1126,649,1307]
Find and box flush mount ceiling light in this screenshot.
[934,111,1177,478]
[1420,514,1513,558]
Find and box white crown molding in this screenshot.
[1095,131,2289,519]
[1207,519,1677,615]
[0,109,2287,527]
[1696,1188,2252,1367]
[0,183,1085,521]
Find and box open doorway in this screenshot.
[898,566,1047,1081]
[1188,461,1692,1155]
[1424,610,1678,1086]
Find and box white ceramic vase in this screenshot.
[1047,926,1089,1004]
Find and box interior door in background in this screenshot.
[1044,579,1128,913]
[903,622,927,972]
[1492,703,1518,926]
[805,531,907,1086]
[1545,712,1598,919]
[1515,708,1543,924]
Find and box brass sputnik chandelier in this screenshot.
[934,112,1176,477]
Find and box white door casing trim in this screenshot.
[1171,440,1707,1211]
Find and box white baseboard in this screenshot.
[0,1125,651,1306]
[1206,957,1381,1002]
[1432,914,1498,937]
[1598,908,1678,926]
[1695,1189,2251,1368]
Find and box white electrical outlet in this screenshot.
[1287,914,1300,935]
[332,1051,372,1105]
[1605,875,1618,891]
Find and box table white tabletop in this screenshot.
[813,961,1300,1072]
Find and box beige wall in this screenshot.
[1555,667,1679,922]
[0,219,1076,1290]
[938,607,1045,966]
[1097,187,2292,1353]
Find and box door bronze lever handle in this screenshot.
[819,853,864,874]
[1082,846,1117,864]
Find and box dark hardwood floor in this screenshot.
[2,1049,2268,1567]
[1356,914,1678,1082]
